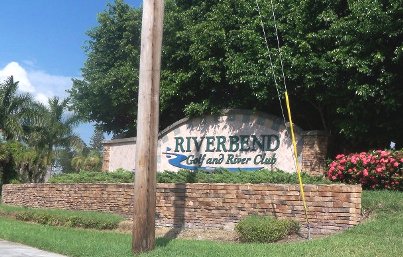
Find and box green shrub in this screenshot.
[3,206,124,230]
[194,169,330,184]
[235,215,299,243]
[157,170,197,183]
[48,170,134,184]
[15,211,34,221]
[49,169,330,184]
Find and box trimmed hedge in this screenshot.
[48,170,133,183]
[48,169,331,184]
[0,205,124,230]
[235,215,300,243]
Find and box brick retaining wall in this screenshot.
[1,183,361,234]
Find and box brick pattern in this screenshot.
[1,183,361,234]
[102,145,111,171]
[301,132,330,176]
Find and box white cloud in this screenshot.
[28,70,73,99]
[0,62,35,92]
[0,61,73,105]
[34,93,50,105]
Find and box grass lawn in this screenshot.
[0,190,402,257]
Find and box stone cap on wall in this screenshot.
[103,137,136,145]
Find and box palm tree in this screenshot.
[71,153,86,172]
[0,76,38,183]
[37,97,83,179]
[71,148,102,172]
[1,77,84,182]
[0,76,35,140]
[14,96,83,181]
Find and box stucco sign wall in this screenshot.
[104,110,306,173]
[158,110,302,172]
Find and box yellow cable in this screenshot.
[284,91,310,226]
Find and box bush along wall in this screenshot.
[48,169,331,184]
[235,215,300,243]
[326,150,403,190]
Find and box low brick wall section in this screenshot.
[1,183,361,234]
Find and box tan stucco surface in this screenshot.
[105,110,302,172]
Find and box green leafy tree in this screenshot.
[69,0,403,151]
[5,140,46,183]
[69,0,142,136]
[53,147,75,173]
[331,0,403,148]
[278,0,403,149]
[89,126,105,153]
[0,141,12,186]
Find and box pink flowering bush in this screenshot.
[326,150,403,190]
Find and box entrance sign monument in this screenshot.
[103,109,314,174]
[159,110,302,172]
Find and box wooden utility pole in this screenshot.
[132,0,164,254]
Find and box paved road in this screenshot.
[0,240,69,257]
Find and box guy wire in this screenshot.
[255,0,311,239]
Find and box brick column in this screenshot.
[301,131,330,176]
[102,144,111,171]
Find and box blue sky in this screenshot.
[0,0,141,144]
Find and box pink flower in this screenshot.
[336,154,345,160]
[393,162,399,167]
[376,167,383,173]
[330,162,338,168]
[380,151,389,157]
[363,169,369,177]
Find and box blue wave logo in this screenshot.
[162,147,263,172]
[163,147,200,170]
